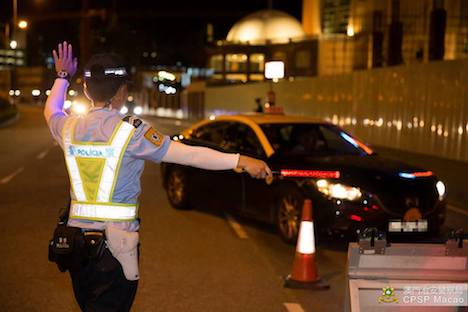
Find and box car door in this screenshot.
[184,121,243,211]
[221,122,276,222]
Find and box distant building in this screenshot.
[0,49,25,69]
[206,9,318,84]
[206,0,468,84]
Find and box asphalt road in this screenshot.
[0,105,466,312]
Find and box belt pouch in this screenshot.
[48,225,84,272]
[83,232,106,261]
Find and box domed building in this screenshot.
[226,10,306,45]
[207,9,318,84]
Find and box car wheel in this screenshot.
[276,187,304,244]
[166,167,191,210]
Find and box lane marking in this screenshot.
[284,303,305,312]
[447,204,468,217]
[224,212,249,239]
[0,167,24,184]
[36,148,50,160]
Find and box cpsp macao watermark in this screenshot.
[377,283,467,306]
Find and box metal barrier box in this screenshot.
[345,242,468,312]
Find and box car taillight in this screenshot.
[412,171,433,177]
[398,171,433,179]
[280,169,340,179]
[349,214,362,222]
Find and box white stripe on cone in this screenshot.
[296,221,315,254]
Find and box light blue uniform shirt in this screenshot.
[47,107,171,231]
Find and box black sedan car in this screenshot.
[161,114,446,243]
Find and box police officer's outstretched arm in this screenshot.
[127,124,271,179]
[44,41,78,122]
[161,140,272,179]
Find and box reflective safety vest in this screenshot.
[62,117,137,221]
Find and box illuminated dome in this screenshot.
[227,10,306,44]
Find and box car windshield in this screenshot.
[260,123,372,157]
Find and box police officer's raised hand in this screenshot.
[237,155,273,179]
[52,41,78,77]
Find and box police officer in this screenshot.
[45,41,272,311]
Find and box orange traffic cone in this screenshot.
[284,199,329,289]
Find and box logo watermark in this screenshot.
[377,284,467,306]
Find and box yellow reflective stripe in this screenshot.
[67,157,87,201]
[70,201,137,221]
[72,200,137,207]
[69,215,136,222]
[96,122,135,202]
[63,118,78,198]
[109,124,135,199]
[63,118,87,201]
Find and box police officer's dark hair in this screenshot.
[84,53,129,103]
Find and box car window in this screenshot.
[319,125,363,155]
[260,123,368,157]
[220,123,264,157]
[191,122,231,147]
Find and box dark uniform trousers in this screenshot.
[69,248,138,312]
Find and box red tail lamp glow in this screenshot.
[349,214,362,222]
[280,169,340,179]
[412,171,433,177]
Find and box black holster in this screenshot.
[48,224,86,272]
[48,226,108,272]
[48,202,107,272]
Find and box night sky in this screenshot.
[1,0,302,67]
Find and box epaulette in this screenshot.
[122,115,143,128]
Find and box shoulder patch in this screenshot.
[122,115,142,128]
[144,128,164,146]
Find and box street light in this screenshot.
[264,61,284,109]
[18,20,27,29]
[265,61,285,82]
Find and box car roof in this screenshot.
[208,114,330,125]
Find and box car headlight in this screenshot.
[436,181,446,200]
[315,179,362,201]
[133,105,143,115]
[120,105,129,115]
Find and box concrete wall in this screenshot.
[205,59,468,162]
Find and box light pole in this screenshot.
[10,0,19,98]
[9,0,28,49]
[13,0,17,26]
[11,0,17,47]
